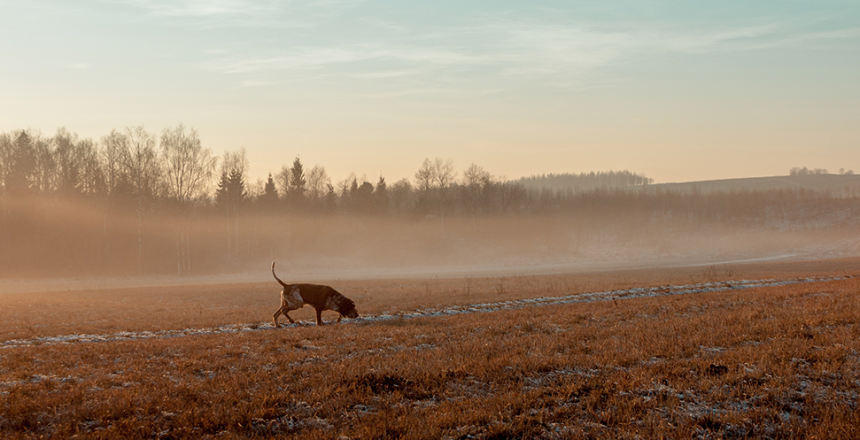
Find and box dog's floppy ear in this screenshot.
[340,298,356,316]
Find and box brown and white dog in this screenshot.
[271,261,359,327]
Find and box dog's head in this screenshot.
[339,297,359,319]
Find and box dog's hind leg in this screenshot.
[274,286,303,327]
[273,307,297,328]
[273,307,283,327]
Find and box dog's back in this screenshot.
[292,283,338,310]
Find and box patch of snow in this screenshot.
[1,275,850,350]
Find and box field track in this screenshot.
[2,274,851,349]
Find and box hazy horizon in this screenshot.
[0,124,856,188]
[2,1,858,184]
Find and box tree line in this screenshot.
[518,171,653,191]
[0,127,550,221]
[2,125,858,278]
[790,166,855,176]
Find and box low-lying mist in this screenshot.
[2,190,858,288]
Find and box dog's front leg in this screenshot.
[315,308,324,326]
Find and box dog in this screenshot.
[271,261,359,327]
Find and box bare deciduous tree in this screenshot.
[160,124,217,275]
[389,178,414,216]
[0,133,12,196]
[0,133,12,263]
[414,158,434,194]
[31,133,55,194]
[336,172,357,212]
[98,129,130,267]
[463,163,494,217]
[78,138,104,195]
[48,128,105,196]
[413,157,457,222]
[161,124,216,205]
[306,165,330,203]
[126,127,162,200]
[432,158,456,226]
[101,129,129,196]
[413,158,435,217]
[498,177,527,213]
[53,128,84,195]
[125,126,162,273]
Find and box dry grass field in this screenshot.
[1,258,859,439]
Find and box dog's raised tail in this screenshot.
[271,261,288,288]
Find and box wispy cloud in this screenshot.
[240,79,279,87]
[305,0,367,10]
[111,0,308,29]
[116,0,278,17]
[474,21,794,79]
[189,8,859,91]
[112,0,360,28]
[349,68,425,79]
[205,45,480,75]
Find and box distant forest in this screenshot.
[518,171,653,191]
[2,126,859,278]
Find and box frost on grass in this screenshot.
[1,275,850,350]
[1,271,859,439]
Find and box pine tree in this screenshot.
[287,156,306,211]
[7,131,36,197]
[215,170,230,209]
[374,176,389,215]
[324,183,338,213]
[228,169,246,205]
[355,181,374,213]
[261,173,279,210]
[216,150,248,259]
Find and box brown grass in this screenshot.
[1,258,859,439]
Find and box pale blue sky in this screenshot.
[1,0,858,183]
